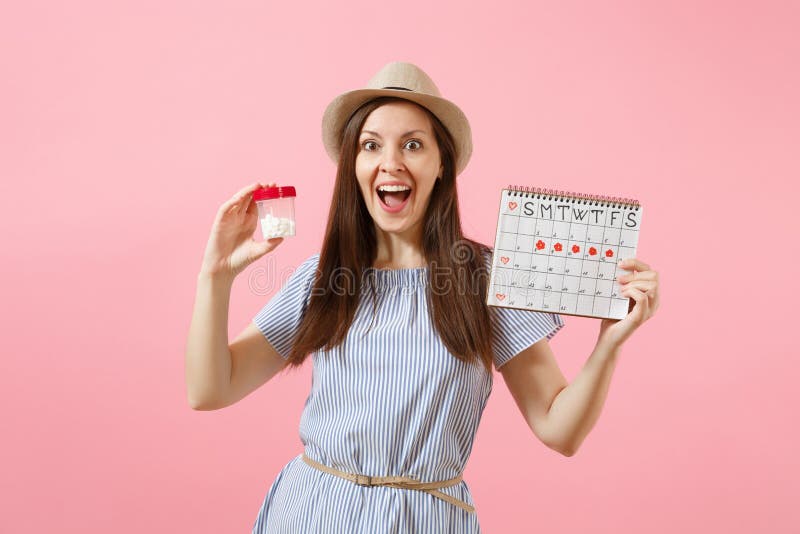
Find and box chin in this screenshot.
[374,219,410,234]
[371,213,417,235]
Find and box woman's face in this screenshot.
[355,100,443,242]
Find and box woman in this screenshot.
[185,61,660,533]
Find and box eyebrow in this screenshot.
[360,129,429,138]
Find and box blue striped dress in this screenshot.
[251,251,565,533]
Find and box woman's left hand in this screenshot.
[598,258,660,348]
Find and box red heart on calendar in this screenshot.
[495,293,506,301]
[500,256,510,264]
[554,243,562,252]
[589,247,597,256]
[536,240,545,250]
[508,202,518,211]
[572,244,580,253]
[605,249,614,257]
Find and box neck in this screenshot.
[372,224,426,269]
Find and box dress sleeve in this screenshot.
[481,247,566,370]
[489,307,565,370]
[251,253,320,359]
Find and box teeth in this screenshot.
[377,184,411,192]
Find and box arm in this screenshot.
[499,257,660,456]
[184,181,286,410]
[184,272,236,410]
[499,336,620,457]
[184,271,288,411]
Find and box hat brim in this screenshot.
[321,88,473,176]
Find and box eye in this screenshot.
[405,139,422,150]
[362,140,378,151]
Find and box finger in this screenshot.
[618,257,651,272]
[233,182,265,215]
[245,194,258,216]
[622,285,649,320]
[616,269,658,283]
[252,236,284,260]
[650,287,660,313]
[246,186,264,213]
[219,181,263,214]
[245,182,277,216]
[619,280,657,293]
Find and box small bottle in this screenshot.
[253,185,297,239]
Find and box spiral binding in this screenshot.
[506,185,640,210]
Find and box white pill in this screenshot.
[260,214,295,238]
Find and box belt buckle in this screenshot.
[353,474,373,486]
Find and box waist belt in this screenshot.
[301,453,475,514]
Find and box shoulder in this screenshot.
[292,252,321,286]
[274,252,321,296]
[284,252,320,274]
[297,252,321,272]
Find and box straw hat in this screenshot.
[321,61,473,176]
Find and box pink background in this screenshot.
[2,1,797,532]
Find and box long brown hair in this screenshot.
[285,96,496,373]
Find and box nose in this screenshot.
[379,144,405,174]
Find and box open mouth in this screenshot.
[376,184,412,211]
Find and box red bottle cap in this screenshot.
[253,185,296,201]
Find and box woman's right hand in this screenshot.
[199,181,284,281]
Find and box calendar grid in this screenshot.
[488,187,643,321]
